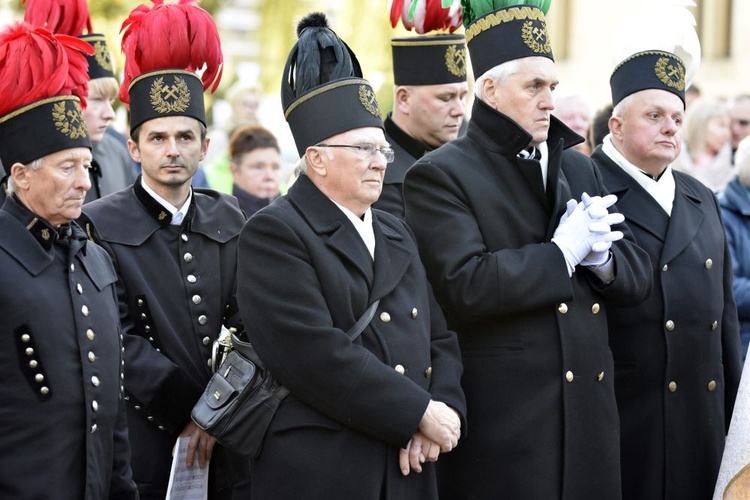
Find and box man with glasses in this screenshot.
[234,13,466,498]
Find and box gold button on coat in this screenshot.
[565,371,574,382]
[591,303,600,314]
[86,329,95,340]
[711,321,718,331]
[424,367,432,378]
[558,303,568,314]
[708,380,717,391]
[395,364,405,374]
[88,352,96,362]
[380,312,391,323]
[597,372,604,382]
[705,259,713,269]
[665,320,675,331]
[668,381,677,392]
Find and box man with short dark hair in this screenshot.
[80,2,248,498]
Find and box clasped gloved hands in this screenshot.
[552,192,625,275]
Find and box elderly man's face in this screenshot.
[487,57,558,146]
[610,89,683,177]
[399,82,469,148]
[312,127,388,216]
[14,147,92,225]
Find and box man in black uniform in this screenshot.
[403,3,652,499]
[373,34,468,218]
[0,22,137,499]
[591,21,742,500]
[80,2,247,498]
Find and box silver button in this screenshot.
[81,305,89,316]
[668,381,677,392]
[70,264,75,272]
[86,329,95,340]
[705,259,713,269]
[144,325,150,333]
[411,308,418,318]
[91,424,97,433]
[565,371,574,382]
[181,234,189,242]
[40,387,49,395]
[91,376,100,387]
[76,283,83,294]
[666,320,675,331]
[380,312,391,323]
[88,352,96,362]
[134,405,141,411]
[158,425,165,431]
[198,315,208,325]
[140,313,147,320]
[662,264,669,272]
[711,321,719,331]
[187,275,197,283]
[395,364,405,374]
[34,374,44,383]
[202,336,211,346]
[591,303,600,314]
[147,416,154,421]
[137,299,144,306]
[29,360,38,369]
[192,295,202,305]
[92,401,98,411]
[21,334,30,343]
[558,303,568,314]
[184,252,193,263]
[207,359,212,367]
[25,347,34,356]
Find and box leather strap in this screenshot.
[347,299,380,342]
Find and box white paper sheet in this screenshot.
[166,435,210,500]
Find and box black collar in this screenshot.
[384,113,431,160]
[4,195,83,251]
[133,175,196,228]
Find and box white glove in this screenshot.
[552,198,597,274]
[580,193,625,267]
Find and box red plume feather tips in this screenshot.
[23,0,92,37]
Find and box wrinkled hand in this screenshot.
[418,400,460,453]
[180,420,217,469]
[399,431,442,476]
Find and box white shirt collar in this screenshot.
[140,177,193,225]
[331,201,375,260]
[602,134,675,216]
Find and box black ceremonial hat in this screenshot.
[465,5,553,78]
[128,70,207,132]
[391,34,467,85]
[281,12,384,156]
[610,51,686,108]
[80,33,116,80]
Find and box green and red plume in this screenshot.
[22,0,92,37]
[119,0,223,104]
[390,0,462,33]
[461,0,550,28]
[0,21,93,115]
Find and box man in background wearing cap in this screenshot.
[591,44,742,500]
[403,3,652,498]
[80,2,248,498]
[373,34,469,219]
[236,13,465,499]
[0,22,138,499]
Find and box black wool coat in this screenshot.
[403,99,653,500]
[0,196,137,499]
[237,174,466,500]
[81,180,247,498]
[592,147,742,500]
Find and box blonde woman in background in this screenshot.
[674,98,734,194]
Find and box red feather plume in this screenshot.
[0,22,94,115]
[119,0,223,104]
[22,0,93,37]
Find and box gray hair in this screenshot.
[295,146,335,177]
[7,157,43,195]
[612,93,636,118]
[474,59,522,100]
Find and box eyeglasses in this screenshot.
[317,143,395,163]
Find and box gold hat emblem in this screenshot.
[93,41,113,73]
[445,45,467,77]
[358,85,381,117]
[654,57,685,91]
[52,101,88,139]
[521,20,551,54]
[150,76,191,114]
